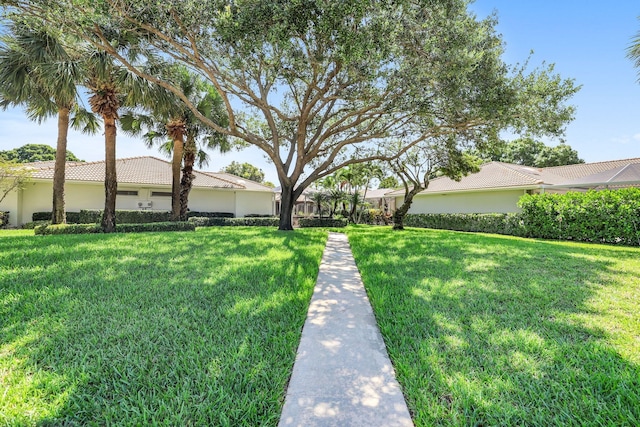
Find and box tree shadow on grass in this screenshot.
[0,228,327,426]
[347,227,640,427]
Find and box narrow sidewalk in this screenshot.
[279,232,413,427]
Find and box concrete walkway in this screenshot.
[279,233,413,427]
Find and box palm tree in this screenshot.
[309,190,328,218]
[121,66,229,221]
[85,49,158,232]
[0,22,98,224]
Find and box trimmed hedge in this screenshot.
[0,211,8,229]
[31,209,234,224]
[299,218,348,228]
[404,213,525,236]
[518,188,640,245]
[34,221,195,235]
[404,188,640,246]
[188,217,279,227]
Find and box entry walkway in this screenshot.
[279,233,413,427]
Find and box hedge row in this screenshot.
[34,221,195,235]
[188,217,279,227]
[32,210,235,224]
[518,188,640,245]
[299,218,348,228]
[0,211,8,229]
[404,213,524,236]
[404,188,640,246]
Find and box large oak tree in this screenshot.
[4,0,579,230]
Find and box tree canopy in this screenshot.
[0,143,82,163]
[222,161,265,183]
[474,138,584,168]
[2,0,579,229]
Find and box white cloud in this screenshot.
[633,133,640,142]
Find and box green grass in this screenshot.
[0,227,327,426]
[347,227,640,426]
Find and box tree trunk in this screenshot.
[51,107,70,224]
[278,183,296,231]
[179,138,196,221]
[170,133,184,221]
[392,187,423,230]
[101,116,117,233]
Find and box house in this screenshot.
[0,156,275,227]
[388,158,640,215]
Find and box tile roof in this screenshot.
[387,158,640,196]
[25,156,273,191]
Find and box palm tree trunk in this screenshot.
[179,138,196,221]
[51,107,70,224]
[101,116,117,232]
[170,134,184,221]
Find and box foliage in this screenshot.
[0,227,326,424]
[299,218,348,228]
[120,65,230,221]
[405,213,525,236]
[0,160,31,204]
[474,138,584,167]
[378,176,399,189]
[518,188,640,245]
[187,217,279,227]
[347,227,640,426]
[0,144,82,163]
[21,220,49,230]
[34,221,195,235]
[388,138,482,230]
[6,0,578,230]
[222,161,266,183]
[0,211,8,228]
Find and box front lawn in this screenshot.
[0,227,326,425]
[347,227,640,426]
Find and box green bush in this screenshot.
[35,221,195,235]
[518,188,640,245]
[299,218,348,228]
[31,211,83,224]
[359,209,392,225]
[32,211,51,221]
[186,211,234,219]
[22,220,50,229]
[0,211,8,229]
[79,209,173,224]
[405,213,525,236]
[188,217,279,227]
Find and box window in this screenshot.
[151,191,172,197]
[117,190,138,196]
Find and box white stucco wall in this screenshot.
[0,188,20,228]
[8,180,274,226]
[399,189,529,214]
[187,188,236,214]
[235,191,274,217]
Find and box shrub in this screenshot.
[188,217,279,227]
[359,209,392,225]
[35,221,195,235]
[404,213,524,236]
[0,211,8,229]
[299,218,348,228]
[31,211,83,224]
[32,211,51,221]
[22,220,50,229]
[518,188,640,245]
[79,209,173,224]
[186,211,234,219]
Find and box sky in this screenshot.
[0,1,639,185]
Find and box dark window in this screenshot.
[117,190,138,196]
[151,191,172,197]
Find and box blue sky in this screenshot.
[1,1,639,184]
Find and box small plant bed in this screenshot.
[0,227,327,425]
[347,227,640,426]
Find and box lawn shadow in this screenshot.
[0,228,327,425]
[347,227,640,426]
